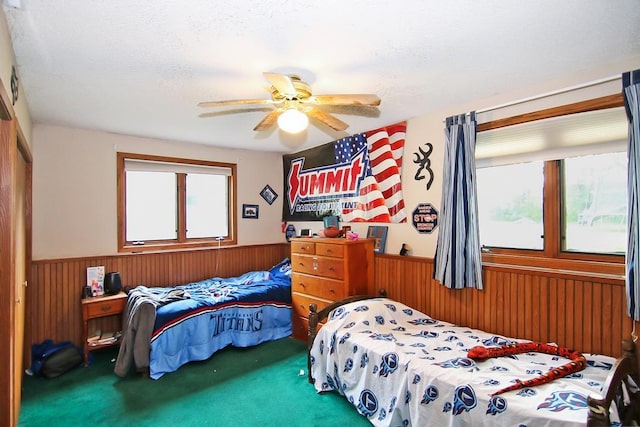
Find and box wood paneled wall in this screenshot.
[27,244,633,365]
[27,244,290,361]
[372,255,632,358]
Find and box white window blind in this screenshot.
[124,158,232,176]
[476,107,627,168]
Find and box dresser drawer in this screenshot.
[85,297,125,319]
[292,273,346,300]
[315,242,344,258]
[291,240,315,255]
[292,293,332,319]
[291,254,344,280]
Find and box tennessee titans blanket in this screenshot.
[310,298,618,426]
[149,259,292,379]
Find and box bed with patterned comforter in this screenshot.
[309,297,622,426]
[116,258,292,379]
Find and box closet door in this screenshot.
[13,151,28,420]
[1,101,31,427]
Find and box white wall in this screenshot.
[32,125,285,259]
[32,56,640,260]
[0,7,31,144]
[287,57,640,258]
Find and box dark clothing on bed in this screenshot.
[114,286,189,377]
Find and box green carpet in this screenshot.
[19,338,371,427]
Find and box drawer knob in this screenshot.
[101,305,112,312]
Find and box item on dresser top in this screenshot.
[86,266,105,296]
[322,215,340,238]
[104,272,122,295]
[285,224,296,242]
[322,227,340,238]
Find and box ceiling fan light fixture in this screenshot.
[277,108,308,133]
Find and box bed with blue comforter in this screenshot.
[116,258,292,379]
[309,297,637,426]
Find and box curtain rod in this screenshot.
[475,74,621,115]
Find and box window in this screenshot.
[563,152,627,254]
[117,153,237,251]
[475,94,627,262]
[477,162,544,250]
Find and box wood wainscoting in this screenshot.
[373,254,632,358]
[27,244,290,364]
[27,245,633,366]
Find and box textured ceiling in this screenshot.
[3,0,640,153]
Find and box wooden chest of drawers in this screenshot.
[290,237,374,341]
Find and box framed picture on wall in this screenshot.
[367,226,388,254]
[242,204,259,219]
[260,185,278,205]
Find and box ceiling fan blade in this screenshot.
[263,72,297,97]
[198,99,275,108]
[306,107,349,131]
[302,94,381,107]
[253,109,282,131]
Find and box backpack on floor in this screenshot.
[30,339,83,378]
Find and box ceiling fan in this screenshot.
[198,72,381,133]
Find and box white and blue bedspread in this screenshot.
[310,298,618,426]
[149,259,292,379]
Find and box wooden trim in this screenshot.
[373,254,632,357]
[23,158,33,367]
[0,112,17,427]
[0,76,13,120]
[477,94,626,265]
[118,151,235,169]
[177,173,187,244]
[116,153,126,250]
[481,253,624,281]
[16,124,31,163]
[116,152,238,252]
[28,244,290,354]
[477,93,625,132]
[0,104,29,427]
[544,160,562,257]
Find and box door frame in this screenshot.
[0,77,33,426]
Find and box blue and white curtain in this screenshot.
[624,69,640,321]
[434,112,483,290]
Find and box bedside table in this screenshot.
[81,292,127,366]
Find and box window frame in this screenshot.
[117,152,237,252]
[477,94,625,275]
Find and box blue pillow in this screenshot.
[269,258,291,281]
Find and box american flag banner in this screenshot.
[336,122,406,222]
[282,121,407,223]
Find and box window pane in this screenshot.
[186,173,229,238]
[563,152,627,254]
[126,171,177,241]
[477,162,544,249]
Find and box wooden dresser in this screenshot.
[290,237,374,341]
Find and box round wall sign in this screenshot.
[412,203,439,234]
